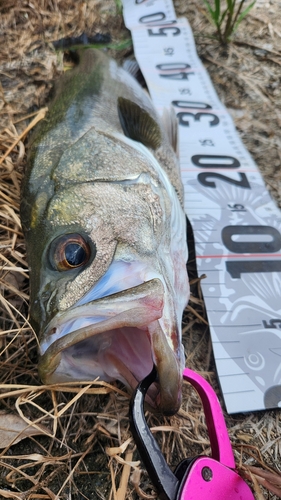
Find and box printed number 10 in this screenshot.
[223,225,281,278]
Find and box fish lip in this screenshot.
[40,278,164,353]
[38,278,182,414]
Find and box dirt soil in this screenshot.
[0,1,281,499]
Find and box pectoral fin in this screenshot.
[117,97,162,150]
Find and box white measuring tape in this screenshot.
[122,0,281,413]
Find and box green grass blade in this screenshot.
[221,7,229,24]
[114,0,123,14]
[214,0,221,22]
[226,0,235,15]
[54,39,133,53]
[201,0,255,43]
[202,0,219,25]
[234,1,256,31]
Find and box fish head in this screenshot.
[22,130,189,415]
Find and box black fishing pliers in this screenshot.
[129,365,255,500]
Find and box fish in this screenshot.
[20,48,189,415]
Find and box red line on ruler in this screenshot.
[196,254,281,258]
[181,169,258,172]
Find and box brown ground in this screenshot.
[0,1,281,499]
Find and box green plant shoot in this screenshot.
[202,0,256,43]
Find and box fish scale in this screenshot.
[21,48,189,415]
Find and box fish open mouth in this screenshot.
[38,279,182,414]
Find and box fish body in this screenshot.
[20,49,189,414]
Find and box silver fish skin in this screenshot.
[20,49,189,415]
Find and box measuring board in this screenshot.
[122,0,281,414]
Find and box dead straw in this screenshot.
[0,0,281,499]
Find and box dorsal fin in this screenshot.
[117,97,162,150]
[123,60,146,87]
[161,106,179,156]
[123,59,140,79]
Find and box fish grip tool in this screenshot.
[129,366,255,500]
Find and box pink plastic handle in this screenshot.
[183,368,235,469]
[178,456,255,500]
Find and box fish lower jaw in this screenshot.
[39,321,181,414]
[40,321,160,391]
[40,323,159,406]
[38,279,182,414]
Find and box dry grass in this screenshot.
[0,0,281,498]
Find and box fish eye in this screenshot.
[49,234,92,272]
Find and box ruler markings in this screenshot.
[211,325,263,329]
[224,390,256,394]
[216,356,244,360]
[212,341,241,343]
[196,254,281,259]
